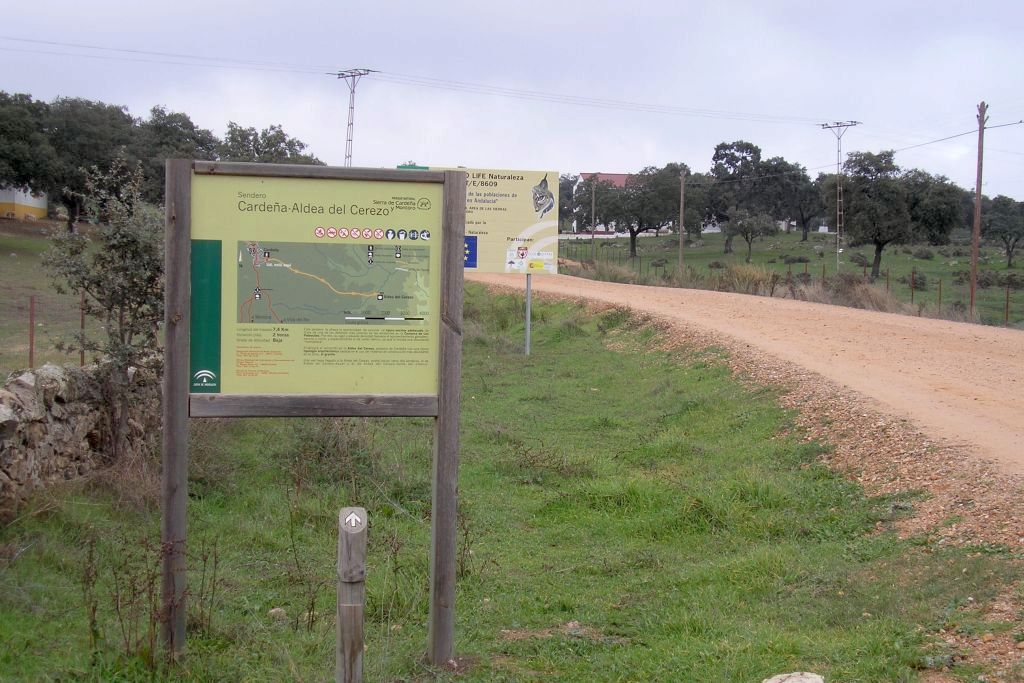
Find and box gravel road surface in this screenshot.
[468,273,1024,474]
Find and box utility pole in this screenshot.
[970,101,988,315]
[821,121,861,274]
[331,69,375,166]
[678,170,686,272]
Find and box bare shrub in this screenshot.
[87,441,161,512]
[797,273,912,314]
[80,531,165,669]
[462,318,489,346]
[664,266,707,290]
[550,313,588,342]
[921,301,980,324]
[284,418,379,494]
[188,419,238,498]
[1001,272,1024,290]
[593,261,639,284]
[709,264,780,296]
[188,537,222,636]
[953,269,1000,289]
[497,439,594,485]
[898,272,929,291]
[849,252,870,268]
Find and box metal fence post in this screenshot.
[28,295,35,368]
[1006,285,1011,327]
[80,291,86,366]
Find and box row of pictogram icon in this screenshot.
[313,227,431,241]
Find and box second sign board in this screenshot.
[402,165,559,275]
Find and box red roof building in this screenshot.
[579,172,629,188]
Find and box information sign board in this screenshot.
[162,162,465,665]
[189,174,443,396]
[404,166,559,274]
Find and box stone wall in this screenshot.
[0,362,159,519]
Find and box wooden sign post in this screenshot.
[162,161,465,664]
[337,507,368,683]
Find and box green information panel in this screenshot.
[189,174,443,395]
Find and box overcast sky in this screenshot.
[3,1,1022,199]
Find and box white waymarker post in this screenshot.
[337,507,368,683]
[525,273,533,356]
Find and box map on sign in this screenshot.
[236,240,430,325]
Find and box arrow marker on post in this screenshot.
[338,507,367,683]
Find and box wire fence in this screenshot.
[1,292,89,377]
[558,238,1024,328]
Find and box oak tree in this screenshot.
[983,195,1024,268]
[840,151,910,278]
[44,97,135,231]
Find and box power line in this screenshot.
[890,129,973,153]
[374,71,828,124]
[868,120,1022,155]
[0,36,832,125]
[682,123,1022,188]
[0,35,335,72]
[5,35,1021,175]
[985,120,1024,130]
[0,46,326,75]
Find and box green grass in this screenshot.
[560,231,1024,327]
[1,284,1018,681]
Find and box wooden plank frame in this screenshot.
[162,160,465,663]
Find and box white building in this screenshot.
[0,187,47,220]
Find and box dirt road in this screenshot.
[468,273,1024,475]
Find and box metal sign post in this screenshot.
[525,273,532,355]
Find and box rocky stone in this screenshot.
[0,362,159,521]
[268,607,288,622]
[763,674,825,683]
[35,363,68,405]
[0,403,16,441]
[12,371,35,390]
[23,421,46,448]
[7,373,44,421]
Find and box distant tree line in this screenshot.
[0,91,322,230]
[560,141,1023,274]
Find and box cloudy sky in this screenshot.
[3,1,1022,198]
